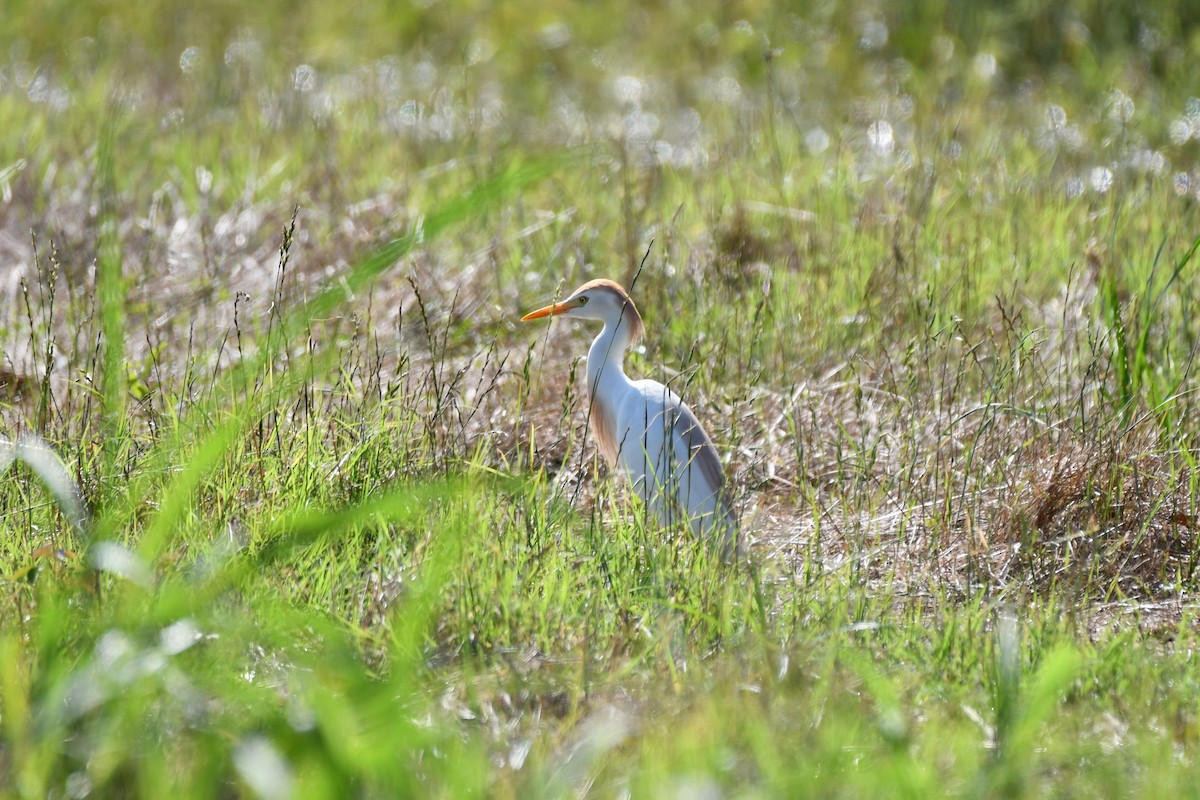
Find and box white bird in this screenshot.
[522,279,740,559]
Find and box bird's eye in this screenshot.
[576,295,589,306]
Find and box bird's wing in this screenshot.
[673,403,724,493]
[672,400,740,558]
[627,382,728,501]
[673,402,737,519]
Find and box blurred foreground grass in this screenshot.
[3,0,1200,796]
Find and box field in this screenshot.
[3,0,1200,795]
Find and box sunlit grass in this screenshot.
[3,0,1200,795]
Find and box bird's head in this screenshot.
[521,278,644,343]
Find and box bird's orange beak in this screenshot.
[520,301,572,321]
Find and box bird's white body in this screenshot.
[523,279,739,558]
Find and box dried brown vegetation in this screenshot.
[5,158,1200,627]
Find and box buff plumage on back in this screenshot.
[574,279,645,344]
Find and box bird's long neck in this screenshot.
[586,318,633,396]
[584,318,634,465]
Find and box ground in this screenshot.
[2,1,1200,796]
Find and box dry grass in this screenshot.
[4,161,1199,617]
[6,2,1200,794]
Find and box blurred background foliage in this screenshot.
[6,0,1200,95]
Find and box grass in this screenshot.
[3,0,1200,795]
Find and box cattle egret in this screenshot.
[521,279,740,559]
